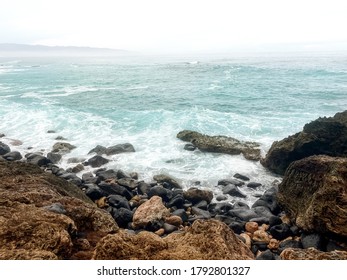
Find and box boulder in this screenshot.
[85,155,109,168]
[262,110,347,175]
[132,196,170,229]
[0,161,118,260]
[46,152,62,164]
[177,130,261,160]
[0,142,11,155]
[277,155,347,237]
[88,145,107,155]
[153,174,182,189]
[183,188,213,204]
[25,153,51,167]
[2,151,22,161]
[280,247,347,260]
[105,143,135,155]
[222,184,247,198]
[93,219,254,260]
[52,142,76,154]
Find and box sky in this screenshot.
[1,0,347,53]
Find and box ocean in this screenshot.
[1,53,347,205]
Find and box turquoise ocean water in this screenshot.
[1,53,347,204]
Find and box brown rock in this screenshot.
[177,130,261,161]
[52,142,76,154]
[165,215,183,227]
[262,110,347,175]
[0,161,118,260]
[183,188,213,204]
[245,222,258,234]
[252,230,271,243]
[280,247,347,260]
[268,239,280,250]
[277,155,347,238]
[93,219,254,260]
[132,196,170,229]
[0,249,58,260]
[240,233,252,249]
[155,228,165,236]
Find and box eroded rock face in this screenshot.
[93,219,254,260]
[177,130,261,160]
[280,247,347,260]
[0,161,118,260]
[277,155,347,238]
[262,110,347,175]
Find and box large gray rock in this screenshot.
[177,130,261,160]
[105,143,135,155]
[0,142,11,155]
[262,110,347,175]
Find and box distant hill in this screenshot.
[0,43,132,57]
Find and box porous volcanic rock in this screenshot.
[177,130,261,160]
[262,110,347,175]
[93,219,254,260]
[277,155,347,238]
[280,247,347,260]
[0,161,118,260]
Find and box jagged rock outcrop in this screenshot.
[262,110,347,175]
[280,247,347,260]
[277,155,347,238]
[177,130,261,160]
[93,219,254,260]
[0,161,118,260]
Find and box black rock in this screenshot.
[251,187,280,215]
[96,169,118,182]
[0,133,5,138]
[153,174,182,189]
[250,217,270,225]
[163,223,178,234]
[216,195,227,201]
[253,206,274,219]
[183,188,213,204]
[82,172,96,184]
[107,194,130,210]
[148,185,173,202]
[117,178,138,190]
[229,221,245,234]
[194,200,208,210]
[222,184,247,198]
[184,143,196,151]
[26,153,51,166]
[269,216,283,227]
[326,239,346,252]
[171,209,189,223]
[71,164,84,173]
[111,207,133,228]
[218,178,245,186]
[256,249,280,260]
[98,182,133,200]
[88,145,107,155]
[167,194,185,208]
[84,184,105,201]
[59,172,82,186]
[211,202,233,215]
[279,240,303,253]
[290,225,300,236]
[46,152,62,164]
[117,169,131,179]
[233,173,250,181]
[85,155,109,168]
[144,220,164,232]
[55,136,67,140]
[0,142,11,155]
[105,143,135,155]
[137,181,152,195]
[247,182,262,189]
[2,151,22,161]
[301,232,326,250]
[191,207,212,219]
[233,201,250,210]
[214,214,237,225]
[228,208,258,222]
[253,241,269,251]
[269,223,291,240]
[47,130,56,133]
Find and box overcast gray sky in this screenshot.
[1,0,347,53]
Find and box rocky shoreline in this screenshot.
[0,111,347,260]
